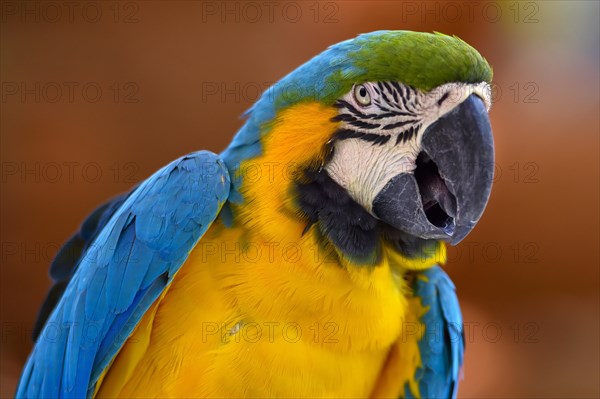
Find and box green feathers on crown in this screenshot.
[351,31,491,89]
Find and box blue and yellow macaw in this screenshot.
[17,30,494,398]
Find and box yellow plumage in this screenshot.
[95,102,443,398]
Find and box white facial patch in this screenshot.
[325,81,491,213]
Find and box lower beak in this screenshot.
[372,94,494,245]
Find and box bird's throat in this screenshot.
[295,165,443,268]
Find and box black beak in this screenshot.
[372,94,494,245]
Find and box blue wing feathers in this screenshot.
[91,274,168,383]
[17,151,230,398]
[33,194,129,341]
[405,266,465,399]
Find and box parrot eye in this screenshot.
[353,84,371,106]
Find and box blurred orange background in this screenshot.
[1,1,598,397]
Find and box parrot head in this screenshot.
[222,30,494,264]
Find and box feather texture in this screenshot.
[16,151,230,398]
[32,193,129,340]
[405,266,465,399]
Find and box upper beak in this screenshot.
[372,94,494,245]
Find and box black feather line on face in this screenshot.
[334,99,416,119]
[330,113,357,123]
[378,82,394,104]
[331,113,381,129]
[437,92,450,106]
[347,120,381,130]
[382,119,419,130]
[395,131,405,145]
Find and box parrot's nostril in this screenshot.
[414,152,457,236]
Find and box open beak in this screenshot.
[372,94,494,245]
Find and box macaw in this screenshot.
[17,30,494,399]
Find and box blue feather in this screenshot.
[405,266,465,399]
[16,151,230,398]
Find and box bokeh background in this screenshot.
[1,1,598,397]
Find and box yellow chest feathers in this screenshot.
[95,102,440,398]
[96,222,411,398]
